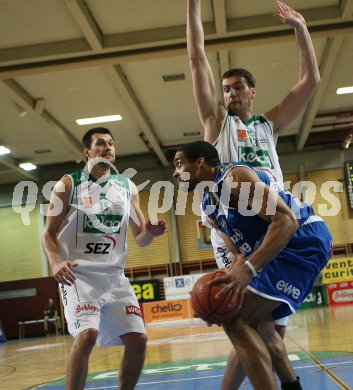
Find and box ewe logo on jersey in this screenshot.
[83,214,122,233]
[84,236,117,254]
[238,146,274,169]
[75,303,100,317]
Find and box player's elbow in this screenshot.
[283,213,299,236]
[305,72,321,91]
[188,55,206,70]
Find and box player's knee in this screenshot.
[123,332,147,354]
[257,321,276,344]
[74,328,98,352]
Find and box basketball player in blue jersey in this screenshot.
[187,1,320,387]
[42,127,167,390]
[173,141,331,390]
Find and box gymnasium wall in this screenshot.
[0,277,59,339]
[0,165,352,283]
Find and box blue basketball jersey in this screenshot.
[202,162,316,256]
[201,162,332,317]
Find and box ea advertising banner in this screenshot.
[163,274,205,301]
[131,279,160,303]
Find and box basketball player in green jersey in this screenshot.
[42,128,167,390]
[187,1,320,389]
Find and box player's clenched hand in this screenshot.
[52,261,77,286]
[146,219,167,237]
[208,262,251,310]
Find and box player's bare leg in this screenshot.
[66,328,97,390]
[119,332,147,390]
[223,292,296,390]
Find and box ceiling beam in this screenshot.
[212,0,230,87]
[295,0,352,151]
[295,36,344,151]
[65,0,168,167]
[0,20,352,80]
[105,65,169,166]
[0,80,84,161]
[0,154,39,181]
[64,0,103,50]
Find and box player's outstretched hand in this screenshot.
[274,0,305,27]
[146,219,167,237]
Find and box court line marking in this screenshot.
[287,335,352,390]
[30,360,352,390]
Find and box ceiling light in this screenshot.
[19,163,37,171]
[76,114,122,125]
[336,86,353,95]
[0,146,11,155]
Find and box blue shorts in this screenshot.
[248,220,332,320]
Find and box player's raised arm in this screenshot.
[187,0,225,143]
[265,0,320,134]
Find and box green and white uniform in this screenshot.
[58,170,145,346]
[214,113,283,185]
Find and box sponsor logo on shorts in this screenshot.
[61,284,68,306]
[276,280,301,300]
[74,302,100,317]
[125,305,142,317]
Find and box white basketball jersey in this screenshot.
[205,112,284,266]
[213,113,283,188]
[57,170,131,271]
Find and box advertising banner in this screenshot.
[130,279,160,303]
[163,274,205,300]
[143,299,190,323]
[299,286,326,309]
[322,257,353,283]
[326,281,353,306]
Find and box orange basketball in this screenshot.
[190,270,239,325]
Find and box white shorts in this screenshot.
[59,267,145,347]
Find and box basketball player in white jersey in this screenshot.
[42,128,167,390]
[187,1,320,388]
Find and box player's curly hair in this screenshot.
[178,141,221,168]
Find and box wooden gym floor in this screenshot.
[1,305,353,389]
